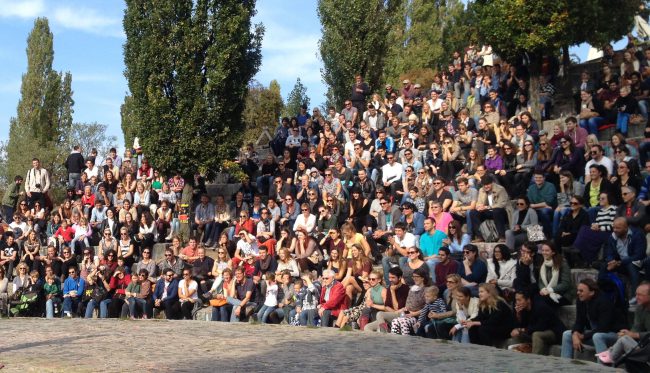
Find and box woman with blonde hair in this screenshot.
[440,136,464,181]
[464,283,514,346]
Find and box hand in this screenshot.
[511,329,520,338]
[235,306,241,317]
[572,332,583,352]
[540,289,549,296]
[591,223,599,231]
[607,260,619,271]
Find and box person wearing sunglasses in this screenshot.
[152,268,180,319]
[62,267,85,317]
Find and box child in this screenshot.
[414,285,449,338]
[43,274,62,318]
[256,272,278,323]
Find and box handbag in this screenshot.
[209,298,227,307]
[526,224,546,242]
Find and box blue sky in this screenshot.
[0,0,629,152]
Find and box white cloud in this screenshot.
[0,0,45,19]
[52,6,124,38]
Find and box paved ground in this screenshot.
[0,319,610,372]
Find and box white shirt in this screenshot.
[395,232,416,248]
[426,98,444,112]
[293,214,316,234]
[381,162,403,184]
[264,283,279,307]
[178,279,198,302]
[585,156,614,178]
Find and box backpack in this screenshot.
[598,272,628,323]
[479,220,499,242]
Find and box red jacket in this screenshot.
[319,281,349,317]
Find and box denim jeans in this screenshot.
[45,298,60,319]
[579,117,604,135]
[85,299,98,319]
[227,296,256,322]
[425,259,439,283]
[299,309,317,326]
[62,296,80,315]
[561,330,618,358]
[552,207,570,237]
[617,112,630,135]
[211,305,230,321]
[535,207,553,237]
[256,305,276,323]
[381,255,408,285]
[128,297,148,317]
[452,327,470,343]
[68,173,81,189]
[100,299,112,318]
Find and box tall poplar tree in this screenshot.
[318,0,402,107]
[5,17,74,185]
[123,0,263,180]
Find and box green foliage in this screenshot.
[65,122,118,160]
[5,17,74,187]
[383,0,470,86]
[283,78,310,118]
[318,0,402,107]
[471,0,641,62]
[242,79,284,144]
[120,95,138,150]
[123,0,264,181]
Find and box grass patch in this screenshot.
[339,325,353,332]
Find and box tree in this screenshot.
[470,0,641,119]
[242,79,284,143]
[120,95,138,150]
[65,122,118,160]
[123,0,264,180]
[318,0,402,107]
[384,0,467,84]
[283,78,310,118]
[5,17,74,186]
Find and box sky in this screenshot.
[0,0,631,153]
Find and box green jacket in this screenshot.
[633,305,650,339]
[527,181,557,208]
[1,181,21,208]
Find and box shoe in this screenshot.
[64,311,72,318]
[596,350,613,364]
[203,240,212,248]
[165,234,173,241]
[630,297,638,306]
[632,260,643,268]
[378,322,388,333]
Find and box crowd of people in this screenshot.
[1,42,650,369]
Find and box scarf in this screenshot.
[540,259,561,303]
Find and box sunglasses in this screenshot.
[301,209,309,212]
[143,251,150,254]
[408,251,418,254]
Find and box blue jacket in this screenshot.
[399,212,425,236]
[153,277,179,302]
[604,227,647,266]
[458,259,488,284]
[63,276,86,296]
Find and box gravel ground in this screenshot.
[0,318,613,372]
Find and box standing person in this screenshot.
[1,176,23,223]
[25,158,50,208]
[65,145,86,189]
[351,75,370,120]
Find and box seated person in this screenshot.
[561,278,626,359]
[600,217,647,304]
[458,244,487,295]
[152,268,180,319]
[509,290,566,355]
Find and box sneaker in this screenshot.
[630,297,638,306]
[632,260,643,268]
[596,350,613,364]
[64,311,72,318]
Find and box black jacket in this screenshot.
[573,293,628,338]
[515,298,566,342]
[65,152,85,174]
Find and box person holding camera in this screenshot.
[25,158,50,209]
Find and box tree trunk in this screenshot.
[528,58,543,126]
